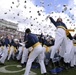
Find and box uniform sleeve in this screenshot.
[49,17,56,25]
[67,33,73,40]
[24,34,27,42]
[73,35,76,40]
[44,40,54,46]
[25,35,34,48]
[25,42,32,48]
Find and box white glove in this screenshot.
[45,15,50,20]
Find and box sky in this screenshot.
[0,0,76,37]
[34,0,68,13]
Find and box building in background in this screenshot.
[0,19,23,39]
[0,19,18,30]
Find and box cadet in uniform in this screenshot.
[24,28,47,75]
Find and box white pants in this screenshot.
[64,39,73,63]
[74,46,76,65]
[70,45,76,66]
[21,47,28,64]
[24,45,46,75]
[16,46,23,60]
[50,28,67,59]
[0,47,3,56]
[0,46,8,63]
[7,46,14,60]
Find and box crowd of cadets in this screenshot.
[0,33,54,64]
[0,30,76,74]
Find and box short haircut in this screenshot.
[25,28,31,33]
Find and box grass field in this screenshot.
[0,60,76,75]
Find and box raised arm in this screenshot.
[46,15,56,25]
[49,17,56,25]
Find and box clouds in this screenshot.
[0,0,76,37]
[0,0,46,27]
[74,0,76,5]
[68,0,76,19]
[57,4,61,8]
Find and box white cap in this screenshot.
[14,39,19,42]
[46,37,49,40]
[1,36,3,39]
[19,43,25,46]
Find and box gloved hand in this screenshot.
[45,14,50,20]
